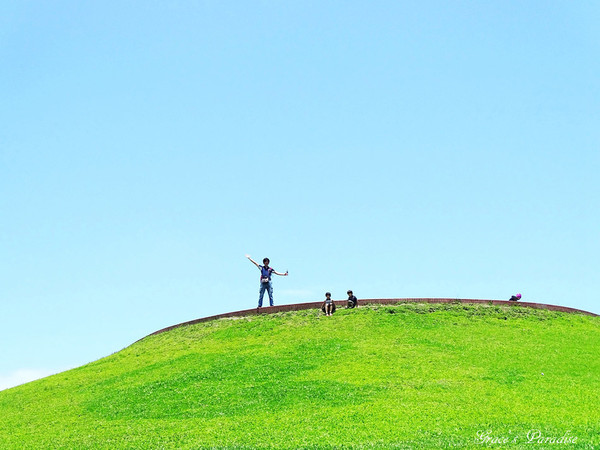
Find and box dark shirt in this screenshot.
[347,295,358,308]
[260,265,274,282]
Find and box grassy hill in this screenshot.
[1,302,599,449]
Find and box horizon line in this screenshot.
[135,298,598,344]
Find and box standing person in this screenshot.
[322,292,334,316]
[346,290,358,308]
[509,293,522,301]
[246,255,288,308]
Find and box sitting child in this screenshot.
[509,293,522,301]
[346,290,358,308]
[322,292,335,316]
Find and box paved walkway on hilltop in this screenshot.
[137,298,598,343]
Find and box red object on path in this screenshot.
[135,298,598,344]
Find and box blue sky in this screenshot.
[1,1,598,390]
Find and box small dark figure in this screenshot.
[509,293,522,301]
[347,290,358,308]
[322,292,335,316]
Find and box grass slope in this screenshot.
[1,303,599,449]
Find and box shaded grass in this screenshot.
[1,303,599,448]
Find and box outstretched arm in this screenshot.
[245,254,260,268]
[273,269,288,276]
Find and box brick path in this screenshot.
[138,298,597,343]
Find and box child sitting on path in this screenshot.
[322,292,334,316]
[346,290,358,308]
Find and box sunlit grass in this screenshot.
[1,303,599,448]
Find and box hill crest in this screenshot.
[140,297,598,342]
[2,300,599,448]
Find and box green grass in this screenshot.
[1,302,599,448]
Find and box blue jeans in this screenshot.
[258,281,274,307]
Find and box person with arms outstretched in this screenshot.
[246,255,288,308]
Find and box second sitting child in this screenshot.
[346,290,358,308]
[322,292,335,316]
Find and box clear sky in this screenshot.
[1,1,598,390]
